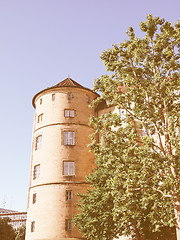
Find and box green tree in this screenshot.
[74,15,180,240]
[74,151,118,240]
[15,225,26,240]
[0,218,16,240]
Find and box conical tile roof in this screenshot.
[54,78,85,88]
[32,77,99,108]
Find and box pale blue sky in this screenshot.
[0,0,179,211]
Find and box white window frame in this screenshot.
[63,131,75,145]
[63,162,75,176]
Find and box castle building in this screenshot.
[0,208,27,229]
[25,78,99,240]
[25,77,178,240]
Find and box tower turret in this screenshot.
[25,78,98,240]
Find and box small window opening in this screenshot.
[66,190,72,201]
[31,221,35,232]
[68,93,72,100]
[37,114,43,123]
[35,135,42,150]
[52,94,55,101]
[66,219,72,231]
[87,96,90,103]
[33,165,40,180]
[32,193,37,204]
[40,98,42,105]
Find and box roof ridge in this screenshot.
[54,78,85,88]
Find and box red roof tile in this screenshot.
[54,78,85,88]
[32,77,99,108]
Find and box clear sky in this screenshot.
[0,0,179,212]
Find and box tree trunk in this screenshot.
[174,200,180,240]
[132,223,143,240]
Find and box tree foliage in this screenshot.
[15,225,26,240]
[74,15,180,240]
[0,218,16,240]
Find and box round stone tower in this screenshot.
[25,78,98,240]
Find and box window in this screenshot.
[35,135,42,150]
[63,162,75,176]
[32,193,37,204]
[31,221,35,232]
[63,132,75,145]
[66,219,72,231]
[68,93,72,100]
[40,98,42,105]
[66,190,72,201]
[52,94,55,101]
[64,110,75,118]
[86,96,90,103]
[37,114,43,123]
[33,165,40,180]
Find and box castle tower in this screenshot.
[26,78,98,240]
